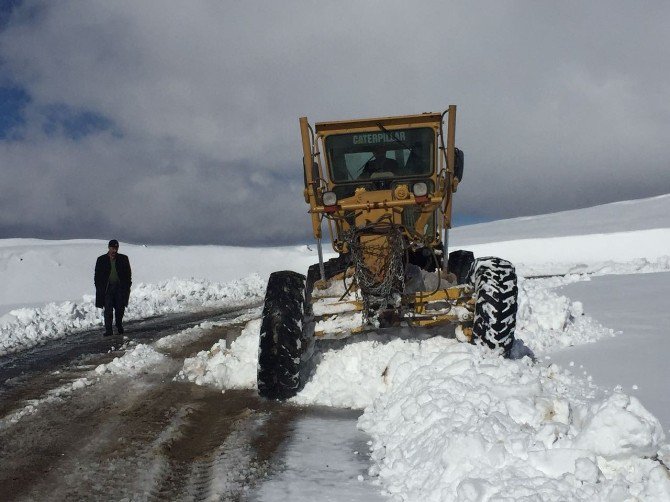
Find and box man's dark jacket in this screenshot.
[94,253,132,308]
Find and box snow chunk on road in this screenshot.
[154,309,259,351]
[95,344,166,376]
[357,341,669,501]
[178,319,261,389]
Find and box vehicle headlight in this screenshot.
[412,182,428,197]
[322,191,337,206]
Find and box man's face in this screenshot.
[108,246,118,258]
[373,147,386,159]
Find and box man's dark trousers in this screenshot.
[104,283,125,334]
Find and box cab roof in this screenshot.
[314,112,443,134]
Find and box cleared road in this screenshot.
[0,308,382,501]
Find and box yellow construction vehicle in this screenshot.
[258,106,518,399]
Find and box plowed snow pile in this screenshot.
[357,341,669,500]
[178,264,670,500]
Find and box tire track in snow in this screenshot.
[0,310,303,501]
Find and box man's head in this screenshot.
[108,239,119,258]
[373,146,386,159]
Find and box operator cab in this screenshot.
[303,111,453,258]
[324,127,435,190]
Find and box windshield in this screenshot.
[324,127,435,183]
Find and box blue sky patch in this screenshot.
[0,0,22,30]
[40,104,116,140]
[0,85,29,139]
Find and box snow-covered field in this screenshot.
[0,240,327,355]
[2,193,670,500]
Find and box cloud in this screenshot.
[0,0,669,244]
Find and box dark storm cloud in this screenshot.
[0,1,668,245]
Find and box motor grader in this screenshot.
[257,106,518,400]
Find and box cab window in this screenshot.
[325,127,435,183]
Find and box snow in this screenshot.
[517,275,618,353]
[0,239,332,315]
[450,192,670,244]
[177,318,262,389]
[0,376,95,428]
[94,343,166,376]
[358,342,669,500]
[154,308,259,351]
[2,193,670,500]
[456,229,670,277]
[550,272,670,432]
[0,275,266,357]
[173,260,670,499]
[0,341,172,428]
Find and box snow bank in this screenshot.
[516,275,617,353]
[518,255,670,278]
[0,275,264,357]
[175,270,670,500]
[460,230,670,274]
[358,341,670,501]
[175,271,620,397]
[450,193,670,245]
[0,238,329,313]
[177,327,670,500]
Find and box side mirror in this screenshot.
[454,148,464,181]
[303,159,321,203]
[302,158,320,188]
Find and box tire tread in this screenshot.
[470,257,518,355]
[258,271,306,399]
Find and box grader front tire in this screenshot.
[257,271,306,400]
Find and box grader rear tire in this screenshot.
[448,250,475,285]
[304,255,350,314]
[257,271,306,400]
[470,257,518,356]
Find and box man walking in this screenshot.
[94,239,132,336]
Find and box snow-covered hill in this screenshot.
[2,193,670,500]
[451,192,670,244]
[2,194,668,314]
[450,194,670,275]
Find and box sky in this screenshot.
[0,1,668,246]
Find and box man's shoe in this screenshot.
[117,325,124,335]
[104,330,113,337]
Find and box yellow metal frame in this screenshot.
[300,107,466,338]
[300,107,458,251]
[310,271,474,338]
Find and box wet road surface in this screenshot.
[0,307,382,501]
